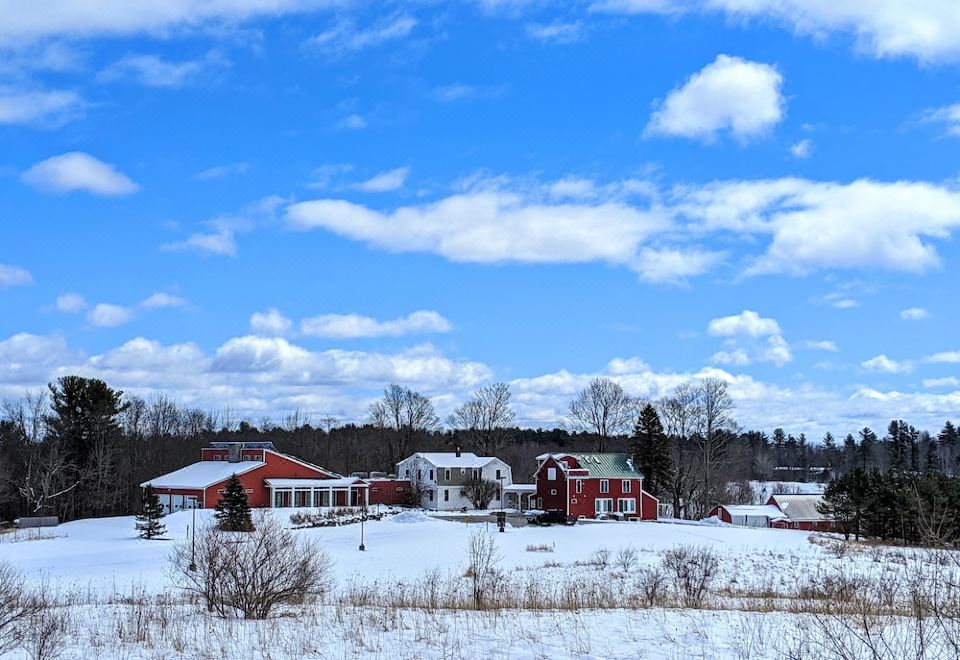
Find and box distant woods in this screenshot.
[0,374,957,525]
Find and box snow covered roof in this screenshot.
[407,452,498,469]
[769,493,827,521]
[265,478,368,489]
[720,504,787,520]
[141,461,263,489]
[502,483,536,493]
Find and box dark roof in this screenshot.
[209,441,276,451]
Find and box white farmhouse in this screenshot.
[396,449,513,511]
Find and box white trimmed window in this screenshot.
[595,498,614,514]
[600,479,609,494]
[618,498,636,514]
[622,480,631,493]
[547,467,557,481]
[429,469,434,481]
[575,480,583,494]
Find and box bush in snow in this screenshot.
[465,529,501,609]
[0,562,44,656]
[615,546,638,573]
[661,546,719,608]
[170,514,333,619]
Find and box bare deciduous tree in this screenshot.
[697,378,736,516]
[369,384,440,465]
[463,476,499,510]
[170,514,334,619]
[567,378,638,452]
[448,383,516,456]
[658,383,703,519]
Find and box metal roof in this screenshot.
[542,453,644,480]
[141,460,263,490]
[770,493,828,521]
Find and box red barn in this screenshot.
[366,478,413,506]
[141,442,368,513]
[533,453,658,520]
[766,493,835,531]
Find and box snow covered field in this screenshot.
[0,510,954,659]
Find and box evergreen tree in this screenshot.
[631,403,672,497]
[939,421,958,474]
[215,474,253,532]
[822,432,837,468]
[859,427,878,470]
[842,433,858,473]
[772,428,786,466]
[887,420,908,471]
[135,486,166,540]
[926,437,944,474]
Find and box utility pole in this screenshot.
[189,499,197,572]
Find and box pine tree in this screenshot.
[843,433,857,473]
[631,403,672,497]
[135,485,167,540]
[926,439,944,474]
[215,474,253,532]
[822,432,837,468]
[887,420,908,471]
[859,427,878,470]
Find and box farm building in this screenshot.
[142,442,368,513]
[396,450,514,511]
[533,453,658,520]
[708,504,787,528]
[767,493,835,531]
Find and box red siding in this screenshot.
[534,455,657,520]
[367,479,412,505]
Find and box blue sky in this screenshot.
[2,1,960,436]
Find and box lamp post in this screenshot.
[189,499,197,572]
[359,513,366,551]
[498,476,505,513]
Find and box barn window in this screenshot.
[618,498,636,514]
[595,498,613,514]
[550,489,557,496]
[575,480,582,494]
[622,480,631,493]
[547,467,557,481]
[213,455,222,461]
[600,480,609,494]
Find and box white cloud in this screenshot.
[21,152,139,196]
[98,51,228,88]
[927,351,960,364]
[337,114,367,130]
[0,85,82,125]
[0,0,335,45]
[862,354,912,374]
[632,247,724,283]
[161,227,238,256]
[355,167,410,192]
[0,333,73,385]
[0,264,32,288]
[790,139,813,159]
[308,16,416,55]
[526,21,584,44]
[707,311,792,366]
[645,54,785,142]
[140,292,186,309]
[55,292,86,313]
[86,303,135,328]
[832,299,859,309]
[301,310,453,339]
[195,162,250,181]
[591,0,960,64]
[924,377,959,389]
[286,190,668,268]
[708,310,781,338]
[802,340,839,352]
[673,178,960,275]
[250,308,293,336]
[900,307,931,321]
[922,103,960,137]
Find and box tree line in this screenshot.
[0,374,956,524]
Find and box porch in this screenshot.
[502,483,536,511]
[265,478,368,509]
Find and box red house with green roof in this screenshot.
[533,452,658,520]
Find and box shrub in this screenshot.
[661,546,719,608]
[170,513,333,619]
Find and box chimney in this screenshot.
[455,446,461,458]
